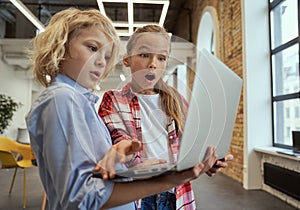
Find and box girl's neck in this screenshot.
[130,83,157,95]
[138,89,158,95]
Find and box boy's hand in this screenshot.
[93,140,141,180]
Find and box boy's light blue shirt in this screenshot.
[26,74,135,210]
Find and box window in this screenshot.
[286,107,290,118]
[269,0,300,148]
[197,10,216,54]
[295,106,300,118]
[286,126,291,139]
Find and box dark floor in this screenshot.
[0,167,298,210]
[192,174,299,210]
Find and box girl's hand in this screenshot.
[200,146,219,173]
[165,146,218,185]
[93,140,141,180]
[206,154,234,176]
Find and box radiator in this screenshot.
[264,162,300,201]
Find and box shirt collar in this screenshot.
[121,82,135,96]
[53,74,99,104]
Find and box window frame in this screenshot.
[269,0,300,148]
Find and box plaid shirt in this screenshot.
[99,83,196,210]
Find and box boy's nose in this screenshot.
[95,53,106,67]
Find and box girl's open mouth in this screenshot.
[145,73,155,81]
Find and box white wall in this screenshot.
[242,0,272,189]
[0,39,34,139]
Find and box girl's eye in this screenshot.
[139,53,149,58]
[158,56,167,61]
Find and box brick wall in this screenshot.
[171,0,244,183]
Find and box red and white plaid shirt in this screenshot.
[99,83,196,210]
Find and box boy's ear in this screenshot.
[123,56,130,67]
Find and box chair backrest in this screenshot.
[0,136,34,161]
[0,150,18,168]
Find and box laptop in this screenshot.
[277,131,300,157]
[93,48,243,180]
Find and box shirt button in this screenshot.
[89,95,94,100]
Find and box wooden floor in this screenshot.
[0,167,298,209]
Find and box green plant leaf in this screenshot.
[0,94,21,134]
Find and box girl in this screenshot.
[99,25,232,210]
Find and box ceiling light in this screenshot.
[96,0,106,16]
[127,0,134,35]
[10,0,45,32]
[159,1,169,26]
[97,0,169,36]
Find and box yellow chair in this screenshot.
[0,136,36,208]
[41,191,47,210]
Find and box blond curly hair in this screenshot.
[29,7,119,87]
